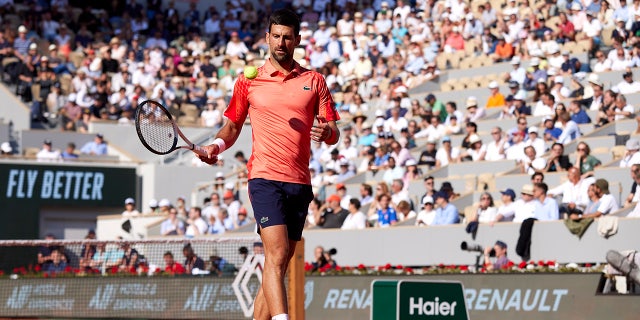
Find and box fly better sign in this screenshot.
[398,280,468,320]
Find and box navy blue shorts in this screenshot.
[248,178,313,241]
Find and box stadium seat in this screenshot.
[612,145,627,160]
[31,84,41,102]
[602,27,615,47]
[436,55,448,70]
[477,173,495,191]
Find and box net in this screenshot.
[0,237,265,320]
[136,100,178,154]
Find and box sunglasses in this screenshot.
[577,148,586,151]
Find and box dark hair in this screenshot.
[349,198,361,209]
[535,182,548,194]
[361,183,373,196]
[531,172,544,181]
[269,8,301,36]
[164,251,174,258]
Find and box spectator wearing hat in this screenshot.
[222,190,241,228]
[80,134,108,155]
[513,184,537,222]
[491,189,517,225]
[431,191,459,225]
[505,56,526,85]
[616,71,640,94]
[341,198,367,230]
[485,81,506,109]
[523,57,547,91]
[459,134,486,162]
[524,126,545,157]
[415,196,436,226]
[463,96,486,123]
[484,240,510,271]
[36,140,61,162]
[574,179,620,219]
[121,197,140,216]
[550,76,570,101]
[621,138,640,167]
[336,158,355,183]
[318,194,350,228]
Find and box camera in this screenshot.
[460,241,495,257]
[326,248,337,255]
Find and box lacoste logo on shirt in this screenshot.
[260,217,269,224]
[303,86,311,90]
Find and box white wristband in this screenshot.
[213,138,226,154]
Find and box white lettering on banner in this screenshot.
[183,283,259,313]
[409,297,456,316]
[184,284,218,311]
[5,284,73,310]
[88,284,166,312]
[465,289,568,312]
[323,289,372,309]
[5,169,104,200]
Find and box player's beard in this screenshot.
[271,46,292,64]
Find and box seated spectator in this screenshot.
[520,145,547,175]
[468,192,498,224]
[546,143,572,172]
[90,243,124,272]
[570,100,591,124]
[485,127,507,161]
[311,246,336,271]
[185,207,207,237]
[513,184,537,222]
[543,116,562,142]
[122,197,140,216]
[483,240,510,271]
[533,182,559,220]
[616,70,640,95]
[573,142,601,177]
[375,193,398,228]
[37,234,61,268]
[431,191,460,225]
[549,167,594,217]
[390,179,410,207]
[43,249,68,274]
[207,213,226,234]
[612,94,635,120]
[36,140,61,162]
[492,189,517,224]
[485,81,506,109]
[463,96,486,123]
[341,198,367,230]
[415,196,436,226]
[236,207,251,227]
[621,138,640,168]
[417,139,437,168]
[396,200,417,222]
[164,251,186,274]
[435,136,460,168]
[524,127,545,157]
[440,181,460,202]
[61,142,79,160]
[382,156,404,185]
[79,230,96,270]
[625,164,640,207]
[80,133,108,155]
[183,244,205,274]
[572,179,620,220]
[161,208,185,236]
[318,194,349,228]
[118,243,140,272]
[459,134,486,162]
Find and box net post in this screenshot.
[288,237,305,320]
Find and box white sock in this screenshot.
[272,314,289,320]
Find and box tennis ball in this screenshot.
[244,66,258,79]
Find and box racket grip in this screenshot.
[192,145,209,157]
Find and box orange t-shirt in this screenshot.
[224,59,339,185]
[486,93,506,108]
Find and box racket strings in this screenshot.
[136,102,177,154]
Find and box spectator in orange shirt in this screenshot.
[492,37,514,62]
[486,81,506,109]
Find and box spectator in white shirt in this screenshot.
[415,196,436,226]
[491,189,517,224]
[525,126,546,157]
[485,126,507,161]
[617,71,640,94]
[435,136,460,168]
[612,94,636,121]
[312,20,332,46]
[533,92,555,117]
[557,112,582,144]
[463,96,486,123]
[592,50,612,73]
[36,140,61,162]
[620,138,640,167]
[225,32,249,59]
[513,184,537,222]
[459,134,486,162]
[341,198,367,229]
[185,207,208,237]
[521,145,547,174]
[505,131,527,161]
[570,179,619,219]
[467,192,498,224]
[548,167,594,217]
[550,76,571,101]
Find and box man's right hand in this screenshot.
[197,144,220,165]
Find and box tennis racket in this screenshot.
[134,99,208,156]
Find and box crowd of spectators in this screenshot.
[6,0,640,240]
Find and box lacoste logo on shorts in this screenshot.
[260,217,269,224]
[303,86,311,90]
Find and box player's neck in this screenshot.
[271,58,295,75]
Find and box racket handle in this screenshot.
[192,144,209,157]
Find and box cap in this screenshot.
[327,194,341,203]
[238,207,247,215]
[339,158,349,166]
[224,182,235,190]
[468,134,481,145]
[422,196,434,204]
[442,136,452,143]
[433,191,449,201]
[223,190,234,199]
[595,179,610,194]
[495,240,508,249]
[588,73,603,87]
[180,50,189,58]
[1,142,12,153]
[216,171,225,179]
[377,131,386,138]
[159,198,171,207]
[96,133,103,139]
[385,131,395,139]
[29,43,37,50]
[381,1,389,7]
[500,188,516,200]
[530,57,540,66]
[301,21,309,27]
[508,81,519,88]
[427,137,437,144]
[43,139,52,145]
[528,126,539,134]
[510,56,521,65]
[543,115,554,122]
[394,86,408,94]
[18,25,27,33]
[425,94,436,101]
[330,148,340,155]
[318,20,327,26]
[125,197,135,205]
[624,71,633,78]
[362,121,372,129]
[336,183,346,190]
[488,81,499,89]
[405,159,417,166]
[626,138,640,150]
[354,12,363,18]
[110,37,120,45]
[521,184,534,195]
[466,96,478,108]
[149,199,158,208]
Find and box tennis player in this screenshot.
[199,9,340,320]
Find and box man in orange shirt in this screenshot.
[199,9,340,320]
[492,37,513,63]
[486,80,506,109]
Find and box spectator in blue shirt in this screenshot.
[432,191,460,225]
[61,142,79,160]
[570,100,591,124]
[533,182,559,220]
[43,249,67,274]
[543,117,562,142]
[376,193,398,227]
[80,133,108,155]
